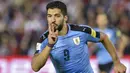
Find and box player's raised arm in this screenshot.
[99,32,126,73]
[31,25,58,72]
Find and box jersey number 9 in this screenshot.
[64,49,70,61]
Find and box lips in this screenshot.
[51,23,58,31]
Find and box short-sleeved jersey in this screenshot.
[94,28,117,64]
[35,24,100,73]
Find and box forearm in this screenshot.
[118,34,128,53]
[101,34,120,64]
[31,46,52,72]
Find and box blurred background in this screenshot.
[0,0,130,73]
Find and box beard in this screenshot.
[56,23,63,31]
[54,21,64,32]
[52,23,63,32]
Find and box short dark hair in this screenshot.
[46,1,67,16]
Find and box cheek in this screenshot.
[47,18,51,23]
[57,18,64,23]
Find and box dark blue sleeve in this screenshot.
[34,30,49,54]
[72,24,101,42]
[35,39,48,54]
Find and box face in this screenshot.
[47,8,67,31]
[96,14,108,28]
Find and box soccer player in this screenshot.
[94,13,119,73]
[31,1,126,73]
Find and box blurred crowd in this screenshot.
[0,0,130,57]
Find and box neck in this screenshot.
[59,23,68,36]
[99,26,106,30]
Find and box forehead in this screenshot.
[97,14,107,19]
[47,8,62,14]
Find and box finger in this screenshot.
[49,26,52,34]
[50,24,55,33]
[51,34,57,41]
[53,26,57,32]
[49,24,53,32]
[51,33,58,38]
[123,69,126,73]
[124,71,126,73]
[54,30,58,36]
[119,70,125,73]
[51,23,55,32]
[123,65,126,72]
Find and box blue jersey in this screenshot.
[94,28,117,64]
[36,24,100,73]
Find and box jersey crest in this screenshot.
[73,37,80,45]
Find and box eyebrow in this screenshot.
[47,13,52,15]
[55,14,60,16]
[47,13,61,16]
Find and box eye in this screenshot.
[55,14,61,17]
[47,14,51,17]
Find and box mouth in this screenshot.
[51,23,58,31]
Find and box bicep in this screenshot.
[99,32,108,42]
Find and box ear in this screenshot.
[64,15,68,22]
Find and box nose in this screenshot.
[51,16,56,23]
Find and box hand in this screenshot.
[114,62,126,73]
[48,24,58,45]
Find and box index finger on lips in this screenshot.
[49,25,52,34]
[51,23,55,32]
